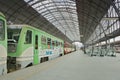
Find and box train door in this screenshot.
[33,33,39,65]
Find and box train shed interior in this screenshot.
[0,0,120,80]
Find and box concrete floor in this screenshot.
[0,50,120,80]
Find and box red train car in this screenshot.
[64,41,75,55]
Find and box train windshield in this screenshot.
[0,20,4,40]
[7,25,22,52]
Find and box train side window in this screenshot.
[52,41,55,46]
[56,41,58,46]
[52,41,55,49]
[61,42,63,46]
[58,42,60,46]
[57,42,59,46]
[41,36,46,45]
[47,38,51,49]
[0,20,4,40]
[25,30,32,44]
[61,42,62,46]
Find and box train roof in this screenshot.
[8,24,28,29]
[8,24,44,33]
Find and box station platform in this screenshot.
[0,50,120,80]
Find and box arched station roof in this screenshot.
[76,0,114,43]
[24,0,80,42]
[0,0,114,43]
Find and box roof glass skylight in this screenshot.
[24,0,80,41]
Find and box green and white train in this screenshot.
[7,24,64,71]
[0,12,7,75]
[0,12,64,74]
[0,11,67,74]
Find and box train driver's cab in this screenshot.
[8,39,17,53]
